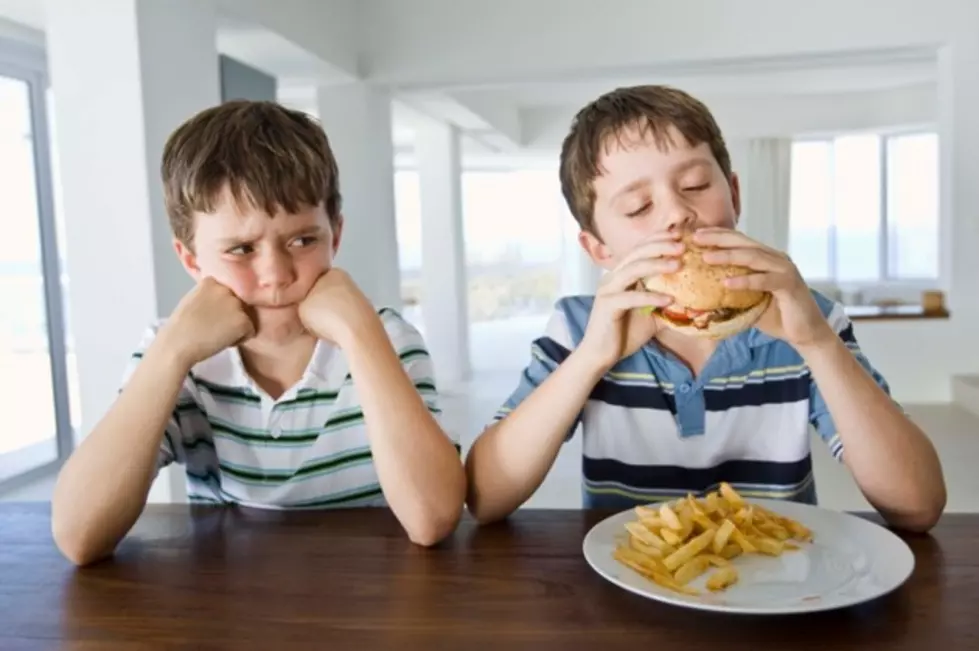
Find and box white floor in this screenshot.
[5,314,979,515]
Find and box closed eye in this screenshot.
[683,183,710,192]
[625,203,651,218]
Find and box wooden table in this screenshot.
[2,503,977,650]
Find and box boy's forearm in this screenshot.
[340,320,465,547]
[799,336,946,531]
[51,339,189,565]
[465,347,608,524]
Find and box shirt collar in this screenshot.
[642,327,775,375]
[192,338,338,396]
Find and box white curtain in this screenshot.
[731,137,792,253]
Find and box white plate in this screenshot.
[582,499,915,614]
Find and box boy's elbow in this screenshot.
[895,506,943,534]
[887,489,946,534]
[407,475,466,547]
[406,506,462,547]
[463,469,515,526]
[51,487,123,567]
[908,493,946,533]
[407,523,450,548]
[464,489,512,526]
[470,507,506,527]
[51,517,112,566]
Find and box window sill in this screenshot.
[844,304,950,322]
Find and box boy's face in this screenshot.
[174,186,340,336]
[579,123,741,270]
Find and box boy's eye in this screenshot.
[227,244,254,256]
[290,236,318,248]
[625,203,651,218]
[683,183,710,192]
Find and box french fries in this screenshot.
[613,482,813,595]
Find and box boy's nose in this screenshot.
[664,206,697,233]
[257,252,296,288]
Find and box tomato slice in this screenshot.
[661,308,692,325]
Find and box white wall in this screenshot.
[45,0,222,502]
[855,320,978,403]
[316,83,403,310]
[136,3,221,316]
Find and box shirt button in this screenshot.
[679,383,691,394]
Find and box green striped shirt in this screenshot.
[121,308,453,509]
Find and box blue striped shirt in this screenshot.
[493,290,892,509]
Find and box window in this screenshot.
[393,170,423,329]
[0,39,75,492]
[460,168,564,322]
[788,131,939,284]
[394,165,566,324]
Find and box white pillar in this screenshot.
[415,120,471,387]
[938,36,979,322]
[316,83,402,310]
[45,0,221,502]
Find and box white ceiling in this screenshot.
[0,1,940,158]
[451,56,936,109]
[0,0,41,29]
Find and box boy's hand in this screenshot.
[694,228,836,349]
[578,233,682,371]
[298,268,378,347]
[159,277,255,368]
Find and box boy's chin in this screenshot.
[252,306,305,338]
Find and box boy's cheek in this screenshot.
[698,208,738,230]
[197,267,255,303]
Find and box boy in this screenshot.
[52,101,465,565]
[464,85,946,532]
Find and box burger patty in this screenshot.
[657,306,745,329]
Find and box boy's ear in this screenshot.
[578,228,616,271]
[330,214,344,255]
[173,238,203,280]
[729,171,742,224]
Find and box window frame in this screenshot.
[0,36,74,494]
[790,127,940,289]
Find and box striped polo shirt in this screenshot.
[494,290,892,509]
[121,308,452,509]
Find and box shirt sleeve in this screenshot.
[118,322,193,471]
[491,306,580,440]
[377,308,457,452]
[808,296,897,463]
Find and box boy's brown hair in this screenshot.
[161,100,341,247]
[559,85,732,236]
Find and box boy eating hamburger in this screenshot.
[463,84,946,533]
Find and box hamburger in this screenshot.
[641,231,771,339]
